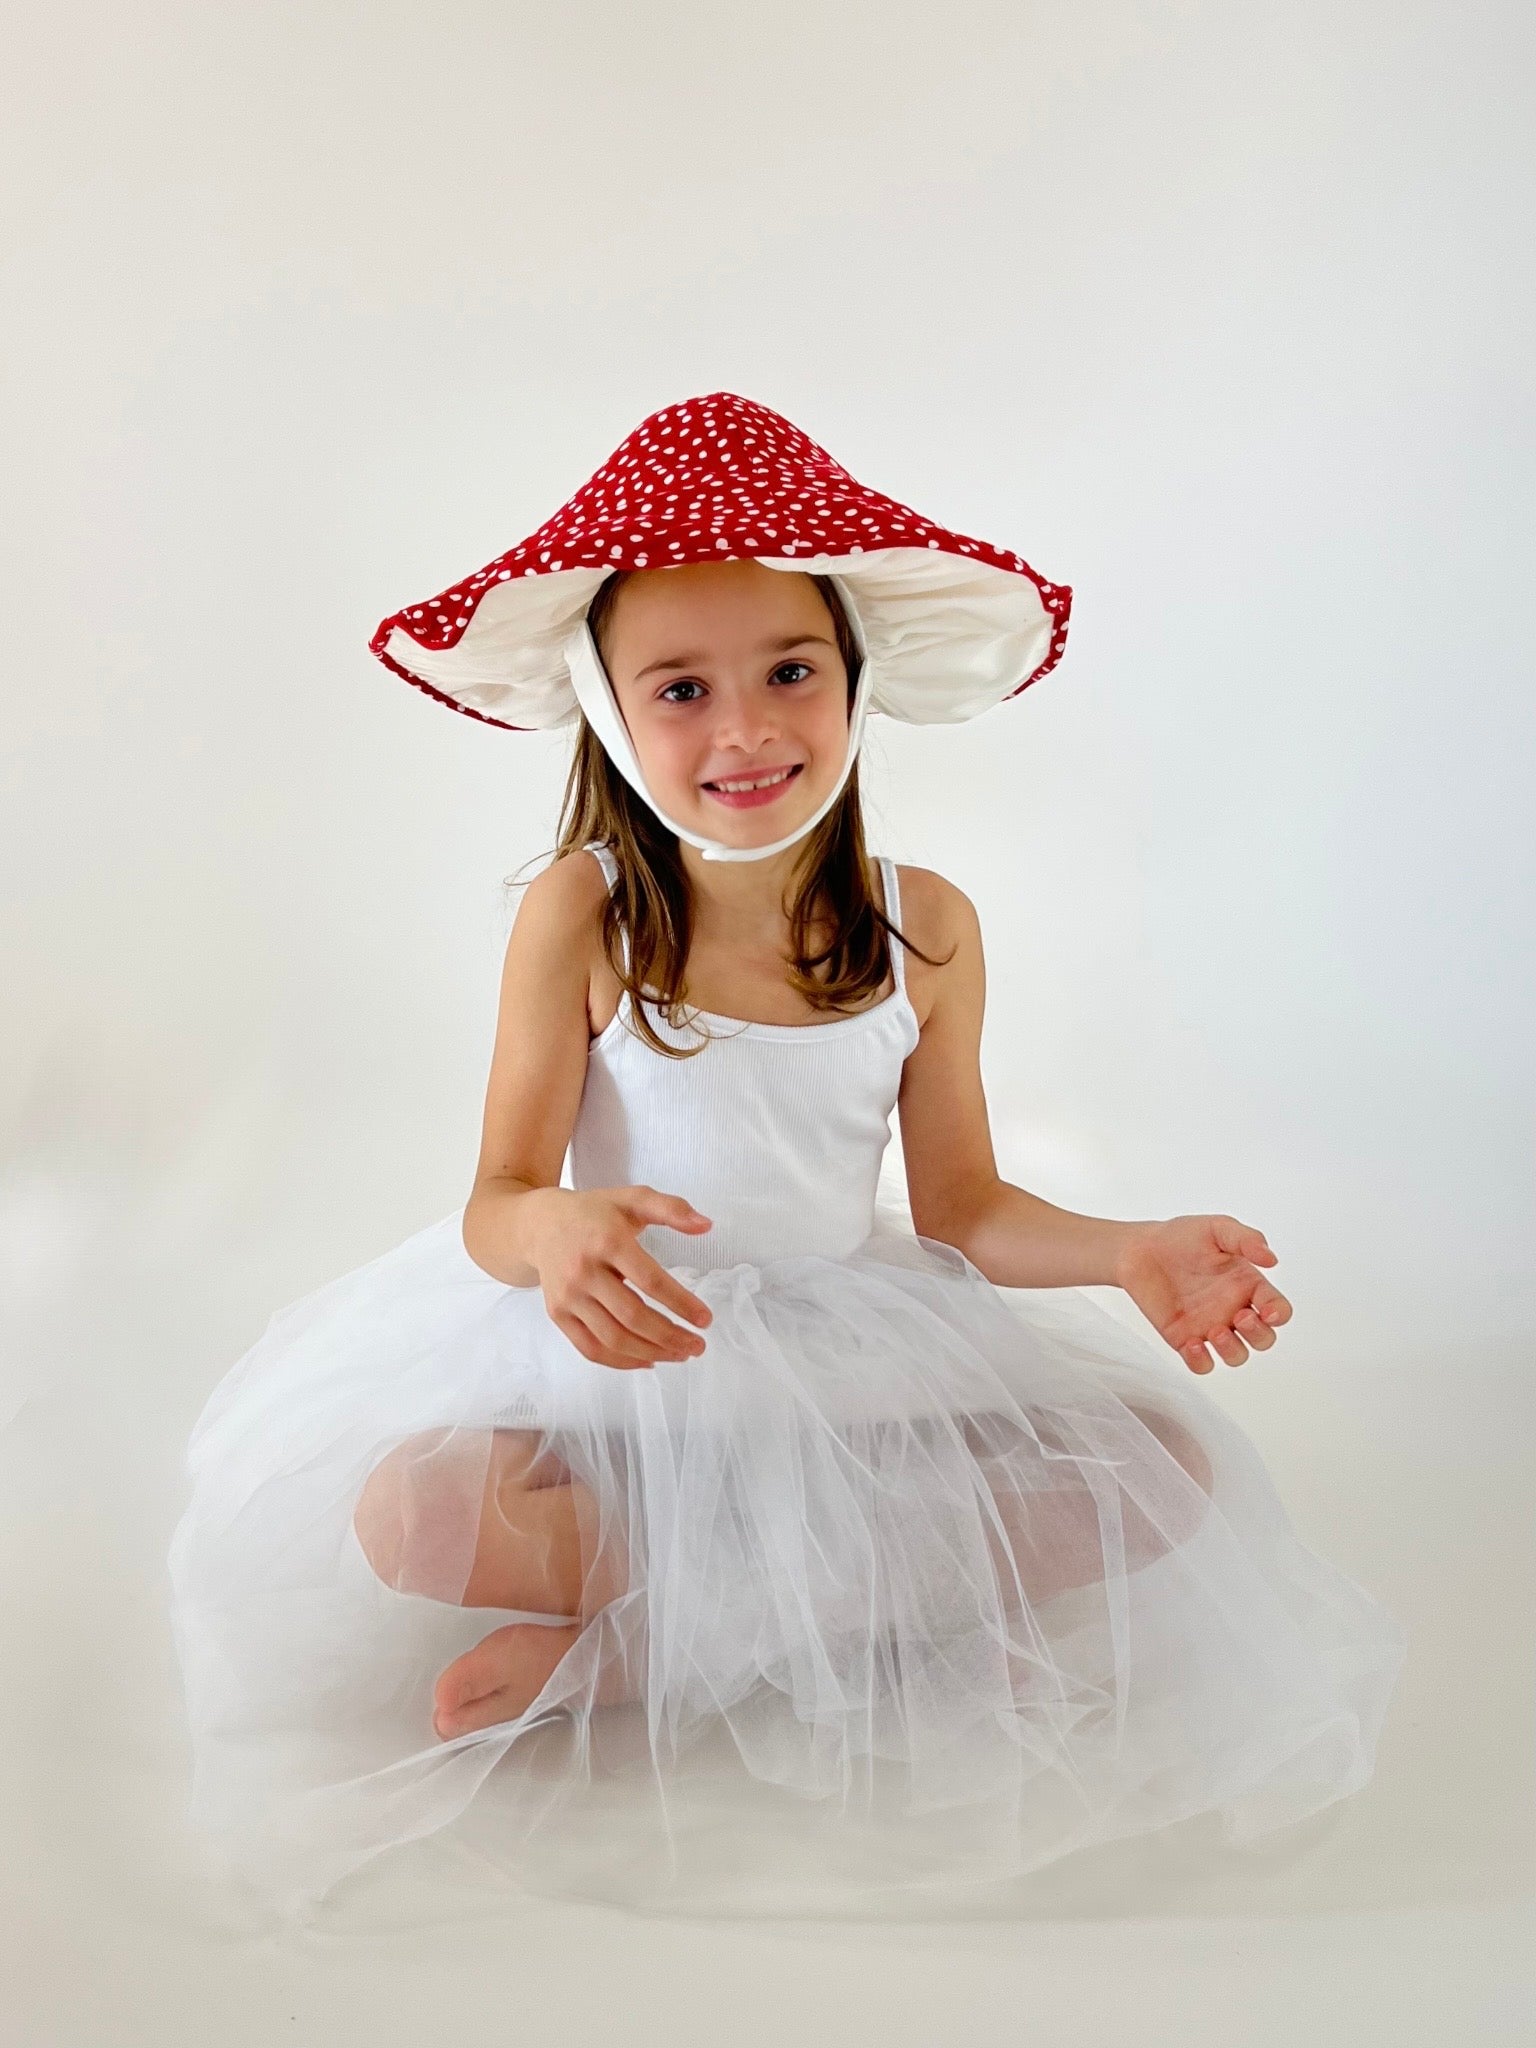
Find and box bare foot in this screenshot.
[433,1621,580,1739]
[432,1616,641,1740]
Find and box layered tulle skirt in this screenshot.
[167,1209,1406,1916]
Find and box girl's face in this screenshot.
[597,561,852,846]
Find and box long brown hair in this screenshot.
[521,569,950,1059]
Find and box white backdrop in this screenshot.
[2,3,1532,2041]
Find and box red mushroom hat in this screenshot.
[369,391,1072,735]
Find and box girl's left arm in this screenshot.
[895,872,1293,1372]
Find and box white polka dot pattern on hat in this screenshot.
[371,391,1072,729]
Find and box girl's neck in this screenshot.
[677,840,809,937]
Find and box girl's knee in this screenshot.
[1121,1402,1218,1568]
[352,1427,490,1592]
[1127,1402,1215,1501]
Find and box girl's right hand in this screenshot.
[524,1185,715,1369]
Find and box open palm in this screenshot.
[1117,1214,1293,1373]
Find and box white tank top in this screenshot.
[568,842,921,1271]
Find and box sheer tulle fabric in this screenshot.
[168,1207,1405,1915]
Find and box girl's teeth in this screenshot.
[711,767,795,792]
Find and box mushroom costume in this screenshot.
[164,394,1407,1927]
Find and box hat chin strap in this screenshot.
[559,575,875,864]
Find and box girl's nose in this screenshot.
[711,694,782,751]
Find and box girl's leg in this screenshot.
[352,1425,629,1616]
[965,1401,1216,1614]
[358,1404,1217,1742]
[460,1432,630,1617]
[351,1427,639,1740]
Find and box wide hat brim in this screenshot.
[369,391,1072,732]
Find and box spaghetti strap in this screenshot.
[879,856,907,997]
[584,839,631,979]
[585,839,618,890]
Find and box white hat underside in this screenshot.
[381,548,1057,731]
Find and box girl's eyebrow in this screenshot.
[633,633,835,682]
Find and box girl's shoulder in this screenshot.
[532,845,626,1039]
[514,843,614,938]
[887,861,976,949]
[885,864,980,1031]
[507,842,614,972]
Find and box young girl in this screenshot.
[168,392,1406,1918]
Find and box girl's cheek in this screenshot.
[647,744,699,796]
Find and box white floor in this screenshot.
[3,1229,1532,2048]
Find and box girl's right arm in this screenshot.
[461,851,714,1368]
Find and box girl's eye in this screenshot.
[658,662,812,705]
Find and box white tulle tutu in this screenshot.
[167,1201,1406,1917]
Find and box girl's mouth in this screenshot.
[699,763,804,810]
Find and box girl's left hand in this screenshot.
[1114,1215,1293,1373]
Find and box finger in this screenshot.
[1232,1306,1278,1351]
[551,1307,654,1372]
[621,1185,714,1235]
[1181,1339,1215,1373]
[1215,1216,1276,1265]
[570,1293,669,1367]
[1208,1323,1250,1368]
[1250,1279,1293,1325]
[588,1266,706,1359]
[613,1243,714,1331]
[584,1288,688,1364]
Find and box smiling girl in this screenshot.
[169,392,1405,1918]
